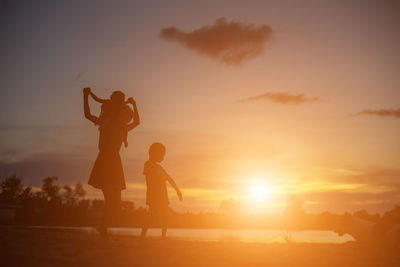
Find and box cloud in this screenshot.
[358,108,400,118]
[237,92,320,104]
[333,167,400,188]
[299,191,400,213]
[160,17,273,65]
[0,152,91,186]
[291,167,400,213]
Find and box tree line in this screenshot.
[0,175,399,229]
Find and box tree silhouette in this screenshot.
[63,183,86,206]
[0,174,32,205]
[41,176,61,202]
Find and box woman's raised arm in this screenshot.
[83,88,100,124]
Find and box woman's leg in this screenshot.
[100,188,121,238]
[110,188,121,227]
[103,188,121,228]
[98,189,110,239]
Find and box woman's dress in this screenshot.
[88,105,132,190]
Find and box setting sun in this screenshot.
[249,181,271,201]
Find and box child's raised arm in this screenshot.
[126,97,140,131]
[162,168,183,201]
[90,91,107,104]
[83,88,100,124]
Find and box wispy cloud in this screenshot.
[358,108,400,118]
[237,92,320,104]
[160,17,273,65]
[288,180,394,195]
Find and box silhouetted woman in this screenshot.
[83,87,140,239]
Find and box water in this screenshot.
[29,226,355,244]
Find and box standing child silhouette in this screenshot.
[141,142,183,239]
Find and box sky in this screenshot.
[1,0,399,214]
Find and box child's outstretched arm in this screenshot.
[89,91,107,103]
[162,169,183,201]
[126,97,140,131]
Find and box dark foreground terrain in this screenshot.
[1,226,399,267]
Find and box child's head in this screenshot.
[110,91,125,105]
[149,142,166,162]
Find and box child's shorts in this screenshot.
[147,205,169,227]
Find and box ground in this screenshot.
[1,227,399,267]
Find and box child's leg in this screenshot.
[161,207,169,239]
[161,227,167,239]
[141,206,152,238]
[141,222,148,238]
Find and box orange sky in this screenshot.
[1,0,399,214]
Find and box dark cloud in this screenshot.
[358,108,400,118]
[237,92,319,104]
[160,17,273,65]
[0,152,92,186]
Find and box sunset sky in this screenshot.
[1,0,399,214]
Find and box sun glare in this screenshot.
[249,182,270,201]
